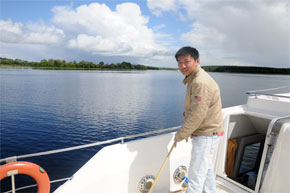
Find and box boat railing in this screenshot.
[246,85,290,99]
[1,126,180,193]
[2,177,72,193]
[0,126,180,163]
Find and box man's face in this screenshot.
[177,54,200,76]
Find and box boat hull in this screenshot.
[55,132,193,193]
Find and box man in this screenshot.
[174,46,223,193]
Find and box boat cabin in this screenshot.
[215,92,290,193]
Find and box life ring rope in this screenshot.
[0,161,50,193]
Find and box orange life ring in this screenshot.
[0,161,50,193]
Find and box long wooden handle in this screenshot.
[148,143,175,193]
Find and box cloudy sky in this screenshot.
[0,0,289,68]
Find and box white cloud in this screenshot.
[24,24,64,44]
[148,0,290,67]
[2,1,288,68]
[0,19,23,43]
[67,34,132,55]
[147,0,177,16]
[181,22,225,49]
[0,2,174,68]
[51,2,166,57]
[1,2,169,66]
[152,24,166,31]
[0,19,64,44]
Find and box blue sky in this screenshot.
[0,0,289,68]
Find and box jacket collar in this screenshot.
[183,65,201,85]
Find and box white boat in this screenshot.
[1,88,289,193]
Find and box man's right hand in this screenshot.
[183,112,186,119]
[174,136,178,148]
[174,135,183,147]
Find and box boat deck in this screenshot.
[216,184,235,193]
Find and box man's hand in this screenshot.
[174,137,177,148]
[174,135,182,147]
[183,112,186,119]
[174,132,190,147]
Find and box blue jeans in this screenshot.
[186,135,221,193]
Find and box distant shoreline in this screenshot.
[202,65,290,75]
[0,57,289,75]
[0,58,160,70]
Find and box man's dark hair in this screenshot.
[175,46,199,61]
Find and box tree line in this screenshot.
[202,65,289,75]
[1,57,288,74]
[0,58,160,70]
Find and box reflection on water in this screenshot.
[0,68,289,192]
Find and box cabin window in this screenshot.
[239,142,262,174]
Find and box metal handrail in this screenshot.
[3,177,72,193]
[1,126,180,193]
[246,92,290,99]
[246,85,290,99]
[0,126,180,163]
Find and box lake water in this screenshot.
[0,68,289,192]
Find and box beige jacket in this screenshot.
[175,65,223,141]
